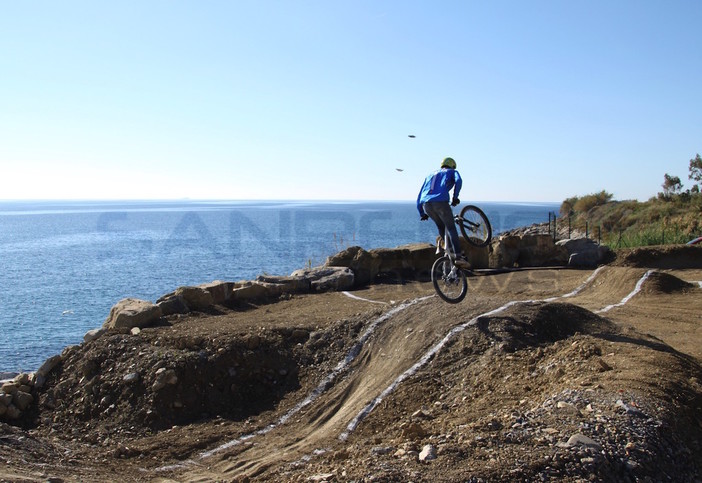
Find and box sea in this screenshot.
[0,200,559,374]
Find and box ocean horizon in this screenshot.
[1,199,559,374]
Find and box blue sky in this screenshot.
[1,1,700,202]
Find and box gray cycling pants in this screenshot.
[423,201,463,256]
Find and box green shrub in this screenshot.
[572,190,613,213]
[562,190,700,248]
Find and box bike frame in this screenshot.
[438,232,461,272]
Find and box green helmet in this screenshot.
[441,157,456,169]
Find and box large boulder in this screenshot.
[325,246,380,286]
[291,266,355,292]
[103,298,162,329]
[231,282,274,302]
[557,238,612,267]
[326,243,439,284]
[370,243,436,281]
[199,280,238,305]
[156,294,190,315]
[489,234,568,268]
[255,275,311,294]
[518,234,569,267]
[460,239,490,269]
[489,235,521,268]
[174,286,215,311]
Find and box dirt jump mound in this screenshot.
[473,301,616,351]
[640,271,696,294]
[32,313,368,438]
[614,244,702,269]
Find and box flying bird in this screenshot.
[408,134,416,138]
[395,168,404,172]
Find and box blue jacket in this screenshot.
[417,168,462,216]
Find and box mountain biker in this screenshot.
[417,157,471,268]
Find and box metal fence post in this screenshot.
[568,215,571,239]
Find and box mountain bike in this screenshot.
[431,205,492,303]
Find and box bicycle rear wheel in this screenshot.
[431,255,468,303]
[457,205,492,247]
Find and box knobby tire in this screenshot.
[431,255,468,303]
[458,205,492,248]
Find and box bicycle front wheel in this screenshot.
[457,205,492,247]
[431,255,468,303]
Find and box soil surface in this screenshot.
[2,246,702,482]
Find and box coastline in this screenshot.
[0,201,560,373]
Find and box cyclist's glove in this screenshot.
[420,214,429,221]
[451,197,460,207]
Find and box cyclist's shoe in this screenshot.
[455,256,472,269]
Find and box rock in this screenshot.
[103,298,163,330]
[152,369,178,392]
[246,335,261,350]
[292,266,355,292]
[595,358,612,372]
[1,382,18,395]
[419,444,437,462]
[255,275,310,294]
[157,295,190,316]
[35,355,62,389]
[401,421,427,439]
[13,390,34,411]
[561,433,602,450]
[401,243,441,275]
[14,373,30,385]
[254,282,285,298]
[325,246,380,286]
[518,234,569,267]
[368,246,418,281]
[199,280,237,304]
[411,409,434,420]
[393,448,408,458]
[4,404,21,420]
[123,372,140,383]
[308,474,335,482]
[325,243,438,284]
[489,235,521,268]
[84,327,107,343]
[231,282,273,302]
[311,267,354,292]
[461,241,490,269]
[557,238,612,268]
[174,286,214,311]
[556,401,580,414]
[615,399,647,417]
[489,234,569,268]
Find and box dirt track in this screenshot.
[1,249,702,482]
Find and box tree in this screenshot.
[662,173,683,197]
[689,153,702,190]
